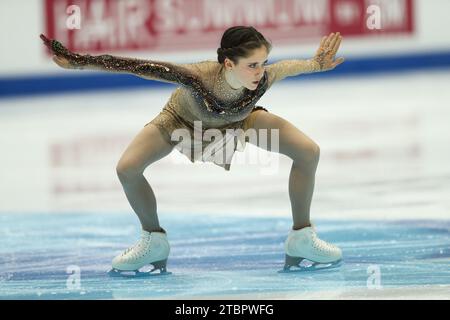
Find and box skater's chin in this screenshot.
[246,84,258,91]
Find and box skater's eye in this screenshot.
[249,60,268,68]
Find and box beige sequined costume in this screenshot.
[147,59,320,170]
[39,35,322,170]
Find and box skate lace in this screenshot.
[122,234,152,259]
[311,232,335,253]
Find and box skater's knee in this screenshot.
[310,144,320,164]
[116,158,145,183]
[304,143,320,168]
[292,143,320,170]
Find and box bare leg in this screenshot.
[116,124,173,232]
[245,111,320,230]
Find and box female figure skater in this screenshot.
[41,26,344,275]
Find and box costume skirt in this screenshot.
[146,105,269,171]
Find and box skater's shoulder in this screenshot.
[188,60,220,70]
[182,60,218,67]
[182,60,221,78]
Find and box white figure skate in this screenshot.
[280,225,342,273]
[108,230,171,277]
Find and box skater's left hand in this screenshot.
[313,32,345,71]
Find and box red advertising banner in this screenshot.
[44,0,414,53]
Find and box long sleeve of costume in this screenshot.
[266,59,321,86]
[40,34,200,86]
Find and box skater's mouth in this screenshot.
[252,80,259,85]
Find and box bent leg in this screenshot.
[245,110,320,229]
[116,124,174,232]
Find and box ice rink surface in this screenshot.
[0,70,449,299]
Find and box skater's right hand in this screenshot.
[40,34,85,70]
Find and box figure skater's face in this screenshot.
[224,46,269,91]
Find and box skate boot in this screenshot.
[281,225,342,272]
[109,230,171,277]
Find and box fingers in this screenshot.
[332,35,342,55]
[320,36,327,47]
[52,56,63,66]
[40,34,50,43]
[322,32,342,51]
[332,57,345,68]
[329,32,340,51]
[40,34,53,50]
[323,33,334,48]
[328,33,337,49]
[333,37,342,54]
[52,55,70,68]
[52,55,62,63]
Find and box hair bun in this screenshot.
[217,26,271,64]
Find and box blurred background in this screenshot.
[0,0,449,299]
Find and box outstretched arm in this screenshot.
[40,34,197,85]
[266,32,344,84]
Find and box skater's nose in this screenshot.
[254,69,263,79]
[255,65,264,74]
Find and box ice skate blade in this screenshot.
[108,268,172,278]
[278,257,342,273]
[108,259,171,278]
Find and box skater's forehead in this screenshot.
[240,47,269,64]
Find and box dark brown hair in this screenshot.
[217,26,271,64]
